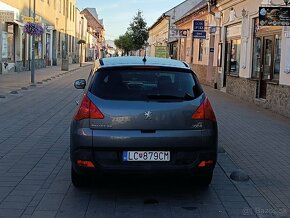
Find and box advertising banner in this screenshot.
[155,46,167,58]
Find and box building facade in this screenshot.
[217,0,290,117]
[148,15,170,58]
[81,8,105,61]
[0,1,105,74]
[175,0,220,87]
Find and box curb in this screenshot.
[0,64,92,101]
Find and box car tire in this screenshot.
[71,167,91,187]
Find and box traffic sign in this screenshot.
[193,31,206,39]
[193,20,205,31]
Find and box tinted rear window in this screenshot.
[90,69,203,101]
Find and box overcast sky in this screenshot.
[76,0,184,40]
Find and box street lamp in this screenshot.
[80,16,84,67]
[31,0,36,84]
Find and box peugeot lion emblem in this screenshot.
[144,111,152,120]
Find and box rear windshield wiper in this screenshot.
[146,93,195,101]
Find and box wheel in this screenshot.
[71,167,91,187]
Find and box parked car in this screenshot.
[70,56,217,187]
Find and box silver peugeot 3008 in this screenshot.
[70,56,217,187]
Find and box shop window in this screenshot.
[59,0,61,13]
[226,39,241,75]
[273,35,281,81]
[6,24,15,62]
[70,2,72,20]
[58,32,61,55]
[73,5,75,22]
[63,0,65,15]
[252,37,261,79]
[35,35,43,59]
[198,39,204,61]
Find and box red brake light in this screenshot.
[77,160,95,168]
[198,160,214,168]
[192,97,216,122]
[74,95,104,121]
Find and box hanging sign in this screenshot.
[193,20,205,31]
[259,7,290,26]
[193,31,206,39]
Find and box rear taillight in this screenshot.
[74,95,104,121]
[192,97,216,122]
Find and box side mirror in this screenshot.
[74,79,86,89]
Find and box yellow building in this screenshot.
[0,0,82,73]
[148,14,170,58]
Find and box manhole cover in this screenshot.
[10,91,18,94]
[144,199,159,205]
[21,87,28,90]
[0,95,6,98]
[230,170,249,182]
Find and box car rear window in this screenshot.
[90,69,203,101]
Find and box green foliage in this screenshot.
[114,32,133,55]
[127,10,149,51]
[114,10,149,54]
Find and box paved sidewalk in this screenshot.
[0,62,92,98]
[204,86,290,215]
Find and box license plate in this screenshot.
[123,151,170,162]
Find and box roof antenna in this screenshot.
[142,52,147,63]
[142,43,148,63]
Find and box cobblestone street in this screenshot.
[0,65,289,217]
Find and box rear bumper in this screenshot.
[70,125,218,176]
[71,148,217,176]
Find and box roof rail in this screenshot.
[182,61,190,68]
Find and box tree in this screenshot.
[127,10,149,51]
[114,10,149,55]
[114,32,133,56]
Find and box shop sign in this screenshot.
[155,46,167,58]
[259,7,290,26]
[193,31,206,39]
[22,15,41,23]
[0,11,14,22]
[169,28,178,38]
[179,29,188,38]
[193,20,205,31]
[169,28,188,38]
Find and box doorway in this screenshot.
[259,36,273,99]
